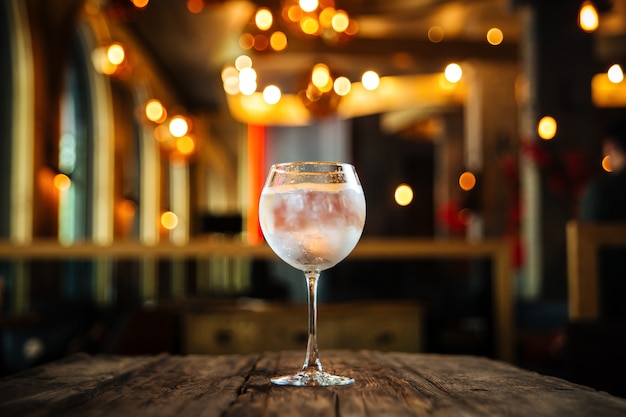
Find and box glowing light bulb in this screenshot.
[235,55,252,70]
[299,0,318,13]
[445,63,463,83]
[608,64,624,84]
[394,184,414,206]
[107,43,125,66]
[537,116,557,140]
[311,64,331,90]
[579,1,599,32]
[54,173,71,191]
[255,8,273,31]
[145,99,166,123]
[459,171,476,191]
[169,116,189,138]
[333,76,351,96]
[161,211,179,230]
[263,85,282,104]
[362,71,380,91]
[486,28,504,45]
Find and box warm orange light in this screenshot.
[169,116,189,138]
[145,99,166,123]
[253,34,269,51]
[602,155,612,172]
[331,10,349,32]
[255,8,273,30]
[538,116,557,140]
[54,173,71,191]
[107,43,125,66]
[161,211,179,230]
[176,135,196,155]
[187,0,204,13]
[263,85,282,104]
[579,1,599,32]
[333,76,351,96]
[445,63,463,83]
[287,5,303,22]
[91,47,116,75]
[459,171,476,191]
[154,124,170,143]
[239,33,255,49]
[362,70,380,91]
[118,199,137,219]
[299,0,318,13]
[319,7,335,28]
[131,0,149,9]
[394,184,414,206]
[311,64,331,91]
[345,19,359,36]
[486,28,504,45]
[270,31,287,51]
[301,16,320,35]
[235,55,253,70]
[608,64,624,84]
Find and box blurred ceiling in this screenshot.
[126,0,626,113]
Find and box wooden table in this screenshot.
[2,351,626,417]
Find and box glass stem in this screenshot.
[302,270,323,374]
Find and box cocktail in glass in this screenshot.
[259,161,366,386]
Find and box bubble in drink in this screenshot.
[259,183,366,271]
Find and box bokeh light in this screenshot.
[176,135,195,155]
[362,70,380,91]
[255,8,273,30]
[54,173,71,191]
[608,64,624,84]
[459,171,476,191]
[145,99,166,123]
[161,211,179,230]
[394,184,414,206]
[602,155,612,172]
[579,1,599,32]
[444,63,463,83]
[107,43,125,66]
[270,31,288,51]
[333,76,351,96]
[486,28,504,45]
[263,85,282,104]
[299,0,319,13]
[537,116,557,140]
[428,26,444,43]
[169,116,189,138]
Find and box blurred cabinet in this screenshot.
[182,302,423,354]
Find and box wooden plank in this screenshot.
[2,352,626,417]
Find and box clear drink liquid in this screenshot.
[259,182,366,271]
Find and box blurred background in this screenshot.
[1,0,626,396]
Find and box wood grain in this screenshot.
[2,351,626,417]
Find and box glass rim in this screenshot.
[270,161,354,172]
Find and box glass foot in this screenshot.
[270,370,355,386]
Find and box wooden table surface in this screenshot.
[1,350,625,417]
